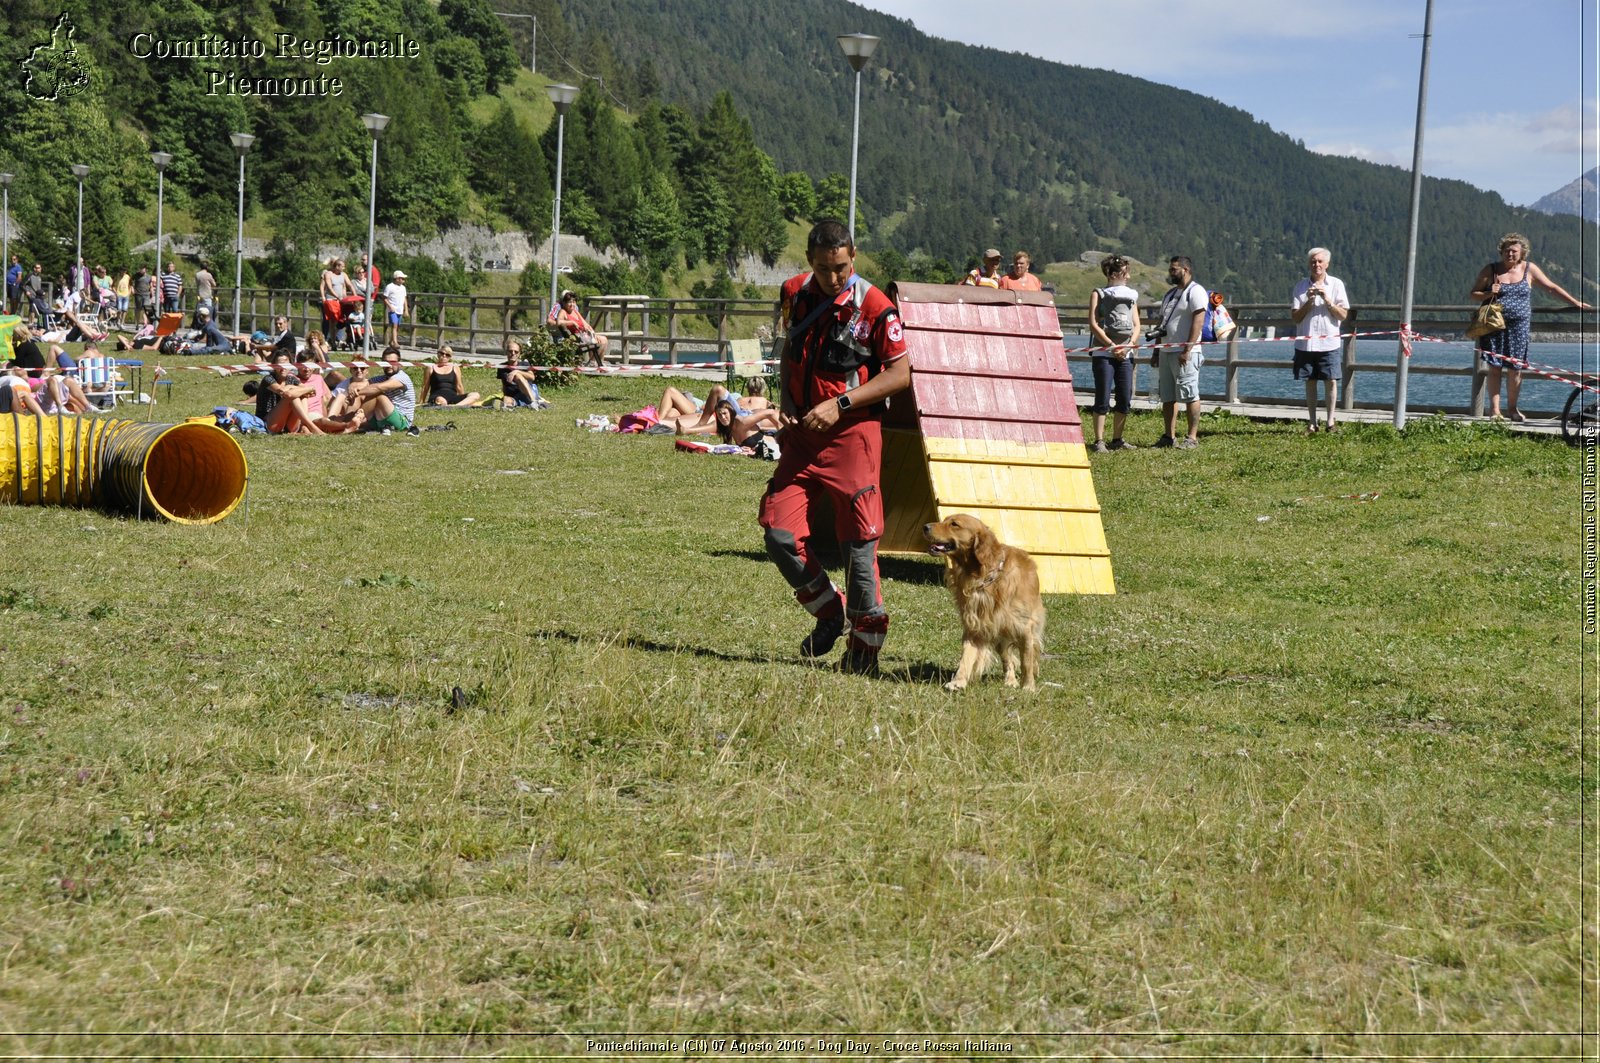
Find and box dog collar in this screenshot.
[972,557,1005,589]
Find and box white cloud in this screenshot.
[1425,102,1599,202]
[1308,142,1407,167]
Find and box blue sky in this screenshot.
[861,0,1596,207]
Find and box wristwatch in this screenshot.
[836,393,853,412]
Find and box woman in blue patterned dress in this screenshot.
[1471,233,1591,421]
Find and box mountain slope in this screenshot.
[1530,166,1598,223]
[564,0,1596,304]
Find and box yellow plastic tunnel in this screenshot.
[1,414,248,524]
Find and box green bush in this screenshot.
[519,328,588,389]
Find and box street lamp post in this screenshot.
[151,152,172,317]
[1393,0,1435,430]
[0,173,11,314]
[229,133,255,335]
[70,164,89,294]
[546,83,578,316]
[361,113,390,359]
[835,33,880,242]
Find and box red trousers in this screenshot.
[759,420,887,647]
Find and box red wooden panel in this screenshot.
[909,333,1071,380]
[900,301,1062,339]
[913,373,1076,421]
[920,416,1083,445]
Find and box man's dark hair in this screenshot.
[242,379,260,397]
[1168,255,1193,273]
[807,219,854,255]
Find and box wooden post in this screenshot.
[1224,329,1241,404]
[619,300,631,363]
[1340,308,1358,411]
[717,303,730,385]
[468,297,478,355]
[1470,342,1487,416]
[502,298,512,352]
[436,296,446,351]
[668,300,679,365]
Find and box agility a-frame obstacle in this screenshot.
[878,283,1114,595]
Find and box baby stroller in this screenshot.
[344,306,368,350]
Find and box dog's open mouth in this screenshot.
[926,541,954,555]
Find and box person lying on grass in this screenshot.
[713,398,783,448]
[654,379,771,435]
[0,363,46,415]
[37,369,100,414]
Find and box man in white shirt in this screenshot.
[382,270,408,349]
[1289,247,1350,433]
[1154,255,1207,449]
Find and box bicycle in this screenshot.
[1560,375,1600,446]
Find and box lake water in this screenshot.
[1061,334,1596,415]
[645,335,1597,416]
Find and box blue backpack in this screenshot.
[1201,292,1237,344]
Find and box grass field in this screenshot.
[0,365,1588,1058]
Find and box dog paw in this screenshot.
[1004,677,1020,689]
[944,679,966,692]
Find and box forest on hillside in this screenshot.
[559,0,1598,305]
[1,0,1592,306]
[0,0,806,297]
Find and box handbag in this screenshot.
[1467,265,1506,339]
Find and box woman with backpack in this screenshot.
[1086,254,1141,452]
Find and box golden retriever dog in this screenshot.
[922,514,1046,691]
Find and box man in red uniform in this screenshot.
[761,219,912,675]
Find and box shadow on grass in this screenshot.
[706,548,946,587]
[530,626,949,685]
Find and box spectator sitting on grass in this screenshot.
[252,315,297,362]
[421,345,483,407]
[242,354,325,435]
[185,306,234,356]
[343,346,417,434]
[325,358,368,419]
[496,341,548,408]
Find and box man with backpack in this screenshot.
[1087,254,1141,452]
[1153,255,1208,449]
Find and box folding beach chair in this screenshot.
[79,354,132,410]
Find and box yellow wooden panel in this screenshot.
[927,462,1103,513]
[1035,555,1116,595]
[880,429,939,554]
[882,431,1115,595]
[929,505,1109,559]
[922,437,1089,470]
